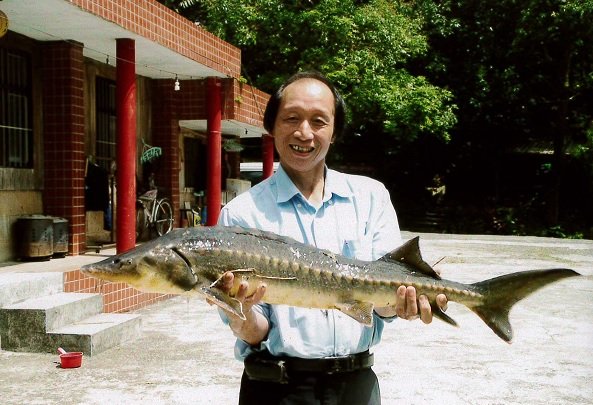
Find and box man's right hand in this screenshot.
[209,271,269,345]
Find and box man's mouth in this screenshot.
[290,145,315,153]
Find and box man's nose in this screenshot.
[295,120,314,139]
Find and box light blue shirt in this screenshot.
[218,165,402,360]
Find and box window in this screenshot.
[95,77,116,172]
[0,47,33,168]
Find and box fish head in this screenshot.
[81,234,200,294]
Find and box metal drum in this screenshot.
[16,215,54,260]
[52,217,69,257]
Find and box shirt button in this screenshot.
[296,203,302,208]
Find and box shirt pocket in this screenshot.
[342,224,373,261]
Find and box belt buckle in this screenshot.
[327,356,354,374]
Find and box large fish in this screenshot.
[81,226,579,342]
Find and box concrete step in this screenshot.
[49,312,142,356]
[0,272,142,356]
[1,292,103,331]
[0,292,103,352]
[0,293,141,355]
[0,272,63,307]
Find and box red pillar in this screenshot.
[262,134,275,179]
[116,38,137,252]
[206,77,222,226]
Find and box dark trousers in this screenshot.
[238,368,381,405]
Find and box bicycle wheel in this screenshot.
[136,205,148,240]
[154,198,174,236]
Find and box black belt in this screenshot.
[244,351,374,383]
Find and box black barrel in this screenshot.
[52,217,69,257]
[16,215,54,260]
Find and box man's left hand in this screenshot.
[375,287,448,324]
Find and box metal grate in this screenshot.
[0,47,33,168]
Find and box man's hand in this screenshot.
[214,271,268,317]
[208,271,269,345]
[375,286,448,324]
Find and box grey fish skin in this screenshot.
[81,226,580,343]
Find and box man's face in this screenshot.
[272,78,335,175]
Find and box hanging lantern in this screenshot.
[0,10,8,38]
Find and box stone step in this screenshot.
[0,272,143,356]
[0,272,63,307]
[49,312,142,355]
[0,292,103,352]
[1,292,103,331]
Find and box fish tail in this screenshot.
[469,268,580,343]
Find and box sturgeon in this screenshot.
[81,226,579,342]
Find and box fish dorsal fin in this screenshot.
[380,236,441,279]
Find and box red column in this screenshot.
[116,38,137,252]
[262,134,275,179]
[206,77,222,226]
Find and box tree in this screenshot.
[415,0,593,233]
[160,0,457,148]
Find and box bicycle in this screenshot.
[136,189,174,240]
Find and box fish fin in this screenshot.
[469,268,580,343]
[209,269,256,288]
[431,301,458,327]
[201,286,246,320]
[381,236,441,279]
[335,301,375,327]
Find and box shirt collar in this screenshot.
[272,165,354,204]
[324,168,354,201]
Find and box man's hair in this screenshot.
[263,71,346,139]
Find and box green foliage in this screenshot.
[412,0,593,234]
[159,0,457,145]
[161,0,593,237]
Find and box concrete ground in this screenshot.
[0,232,592,404]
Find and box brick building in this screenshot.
[0,0,270,311]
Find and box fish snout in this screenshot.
[80,256,139,281]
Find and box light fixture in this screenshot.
[174,75,180,91]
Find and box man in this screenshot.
[215,71,448,404]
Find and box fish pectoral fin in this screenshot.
[201,286,245,320]
[335,301,375,327]
[209,269,256,288]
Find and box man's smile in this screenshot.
[290,144,315,153]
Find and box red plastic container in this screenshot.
[57,347,83,368]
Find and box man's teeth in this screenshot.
[291,145,313,153]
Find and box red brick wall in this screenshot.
[65,269,173,313]
[70,0,241,78]
[151,80,183,225]
[41,41,86,255]
[228,80,268,128]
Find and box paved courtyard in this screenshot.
[1,232,592,404]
